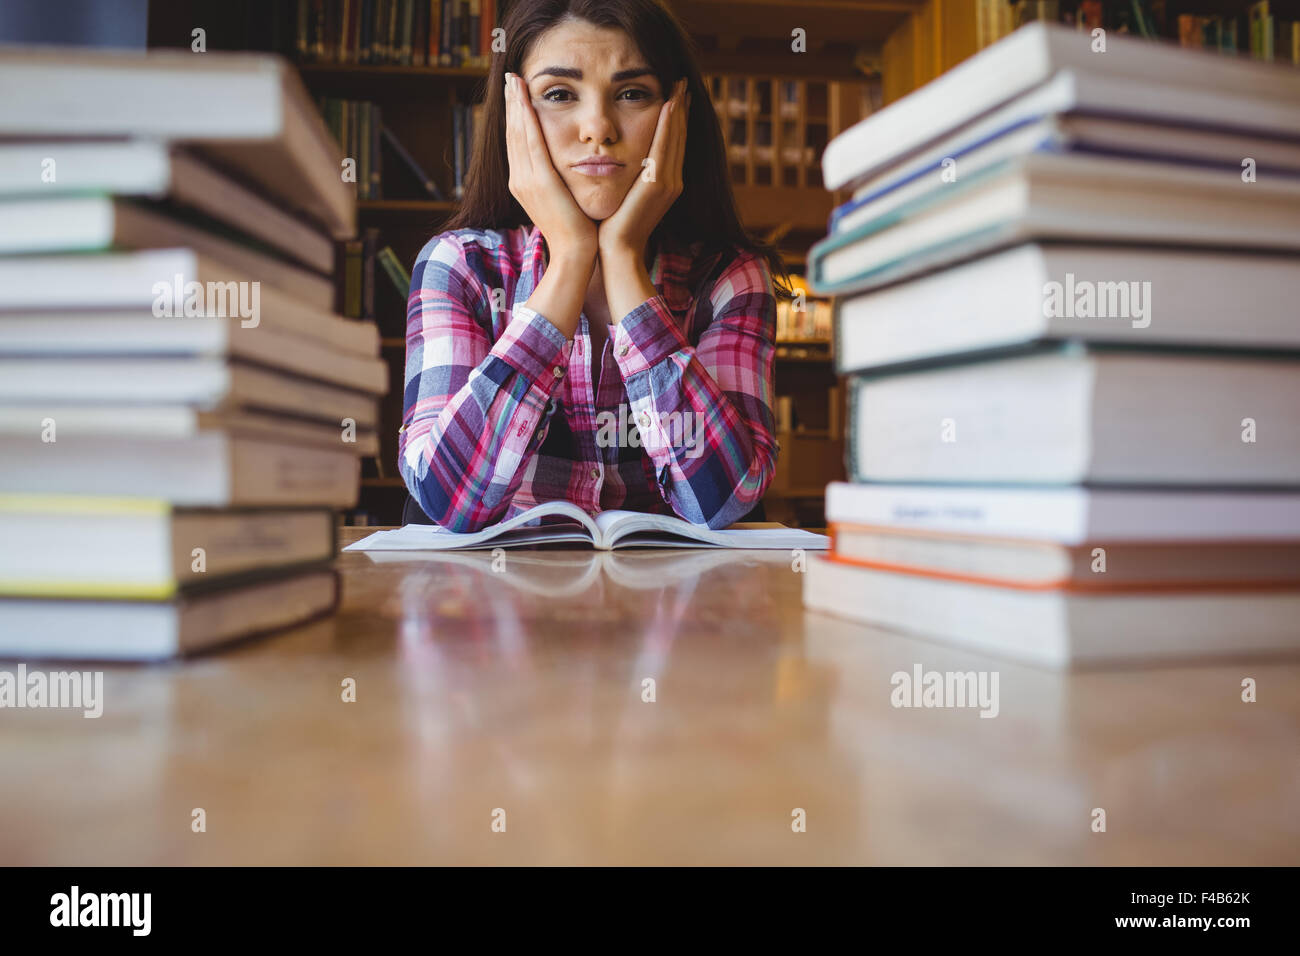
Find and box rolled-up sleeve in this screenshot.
[399,235,571,532]
[610,251,778,529]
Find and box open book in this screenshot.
[344,501,830,552]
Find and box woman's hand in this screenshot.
[597,79,688,262]
[598,79,688,323]
[504,72,598,265]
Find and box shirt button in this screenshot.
[639,412,651,428]
[552,366,565,378]
[618,346,629,358]
[590,467,600,480]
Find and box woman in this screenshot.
[400,0,786,532]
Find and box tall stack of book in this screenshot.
[0,46,387,660]
[801,23,1300,667]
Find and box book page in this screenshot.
[597,509,830,550]
[343,499,598,551]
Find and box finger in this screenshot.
[505,74,531,178]
[504,77,521,179]
[671,87,689,187]
[646,96,674,180]
[515,75,556,176]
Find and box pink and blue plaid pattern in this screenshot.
[399,225,778,531]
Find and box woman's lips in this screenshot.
[571,159,625,177]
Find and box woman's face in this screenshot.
[519,19,665,221]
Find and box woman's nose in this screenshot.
[577,101,618,146]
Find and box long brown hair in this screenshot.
[447,0,789,294]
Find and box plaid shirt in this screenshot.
[399,225,778,532]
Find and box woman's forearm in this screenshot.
[521,246,596,340]
[600,246,659,323]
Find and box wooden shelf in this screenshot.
[361,477,407,488]
[296,62,489,100]
[775,352,833,363]
[734,185,834,231]
[775,338,832,346]
[360,200,459,214]
[380,337,405,349]
[298,63,488,79]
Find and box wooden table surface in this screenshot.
[2,527,1298,865]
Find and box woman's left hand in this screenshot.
[597,79,689,261]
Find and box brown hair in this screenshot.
[446,0,789,294]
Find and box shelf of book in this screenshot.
[885,0,1300,104]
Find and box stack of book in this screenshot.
[802,23,1300,667]
[0,46,387,660]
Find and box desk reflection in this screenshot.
[356,546,861,864]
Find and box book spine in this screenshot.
[480,0,493,65]
[340,98,350,169]
[377,248,411,296]
[413,0,427,66]
[429,0,441,65]
[387,0,399,64]
[297,0,310,60]
[371,104,383,199]
[355,102,364,182]
[340,0,351,62]
[401,0,414,65]
[440,0,452,65]
[361,0,373,62]
[352,0,365,62]
[359,100,371,200]
[458,0,471,65]
[382,125,444,199]
[308,0,321,60]
[320,0,333,62]
[469,0,481,65]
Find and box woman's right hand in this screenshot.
[504,72,597,264]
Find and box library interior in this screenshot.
[0,0,1298,868]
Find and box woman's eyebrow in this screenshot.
[528,67,656,82]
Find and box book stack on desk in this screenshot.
[0,46,387,660]
[801,23,1300,668]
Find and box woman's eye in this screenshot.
[542,88,574,103]
[618,88,651,102]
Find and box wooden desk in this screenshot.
[2,527,1297,865]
